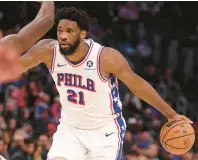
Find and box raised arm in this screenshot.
[0,2,55,54]
[100,47,192,123]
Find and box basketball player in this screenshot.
[0,1,55,83]
[19,7,192,160]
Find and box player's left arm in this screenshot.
[101,47,192,122]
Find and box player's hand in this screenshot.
[168,114,193,124]
[0,44,21,83]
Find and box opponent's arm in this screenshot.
[101,48,192,122]
[19,39,54,73]
[0,2,55,54]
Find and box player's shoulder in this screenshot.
[100,47,131,73]
[103,47,120,53]
[100,47,123,64]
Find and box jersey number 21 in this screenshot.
[67,89,85,105]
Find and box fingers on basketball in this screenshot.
[160,119,195,155]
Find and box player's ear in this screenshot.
[80,30,86,39]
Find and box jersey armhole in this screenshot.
[49,43,57,74]
[97,46,109,82]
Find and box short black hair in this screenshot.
[55,7,91,31]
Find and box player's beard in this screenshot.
[59,38,80,56]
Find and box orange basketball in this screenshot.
[160,119,195,155]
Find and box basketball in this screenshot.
[160,119,195,155]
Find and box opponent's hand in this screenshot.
[0,44,21,83]
[168,114,193,124]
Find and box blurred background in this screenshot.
[0,1,198,160]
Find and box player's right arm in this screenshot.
[19,39,55,73]
[0,1,55,55]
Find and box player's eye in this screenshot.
[67,29,73,33]
[58,29,63,33]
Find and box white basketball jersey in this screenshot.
[49,38,123,129]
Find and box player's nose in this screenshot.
[60,32,68,40]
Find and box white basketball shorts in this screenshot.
[47,115,126,160]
